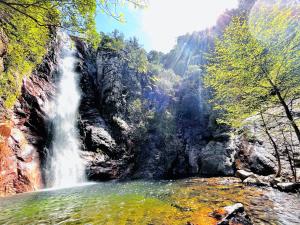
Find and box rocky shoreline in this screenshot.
[236,169,300,193]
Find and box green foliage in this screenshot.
[126,37,148,73]
[128,98,143,122]
[0,1,53,108]
[0,0,146,108]
[128,96,177,145]
[147,50,164,64]
[100,30,125,51]
[148,63,163,75]
[99,31,149,74]
[147,50,165,75]
[151,69,181,96]
[128,97,154,141]
[205,5,300,127]
[150,109,177,141]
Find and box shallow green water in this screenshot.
[0,178,299,225]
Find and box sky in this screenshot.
[96,0,239,53]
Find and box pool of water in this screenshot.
[0,178,299,225]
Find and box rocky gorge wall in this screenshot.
[72,0,299,182]
[1,0,299,195]
[73,38,237,181]
[0,34,59,196]
[73,37,285,181]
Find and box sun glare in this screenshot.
[141,0,239,52]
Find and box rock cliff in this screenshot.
[0,35,59,196]
[74,37,236,180]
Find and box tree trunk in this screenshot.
[286,146,297,182]
[289,127,297,182]
[260,112,281,177]
[267,78,300,145]
[275,89,300,145]
[281,129,297,182]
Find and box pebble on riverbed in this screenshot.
[210,203,253,225]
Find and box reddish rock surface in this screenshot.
[0,36,59,197]
[0,120,43,196]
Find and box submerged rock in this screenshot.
[211,203,253,225]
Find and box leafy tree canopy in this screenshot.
[0,0,146,108]
[205,4,300,128]
[99,31,149,73]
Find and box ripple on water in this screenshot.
[0,178,299,225]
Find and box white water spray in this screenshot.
[46,33,85,188]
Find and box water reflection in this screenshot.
[0,178,299,225]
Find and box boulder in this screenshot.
[276,182,300,193]
[199,141,235,176]
[112,116,130,132]
[243,175,270,186]
[81,151,128,180]
[211,203,253,225]
[243,176,260,185]
[86,126,116,154]
[233,134,277,176]
[249,148,277,175]
[236,170,254,180]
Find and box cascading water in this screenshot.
[46,33,85,188]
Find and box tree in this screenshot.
[0,0,146,108]
[259,111,281,177]
[205,4,300,146]
[100,30,125,51]
[126,37,148,73]
[147,50,164,65]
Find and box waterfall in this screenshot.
[46,33,85,188]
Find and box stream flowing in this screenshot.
[0,178,299,225]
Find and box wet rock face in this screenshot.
[234,136,277,176]
[0,36,59,196]
[75,40,135,180]
[199,141,235,176]
[68,0,259,182]
[75,39,235,180]
[0,122,43,196]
